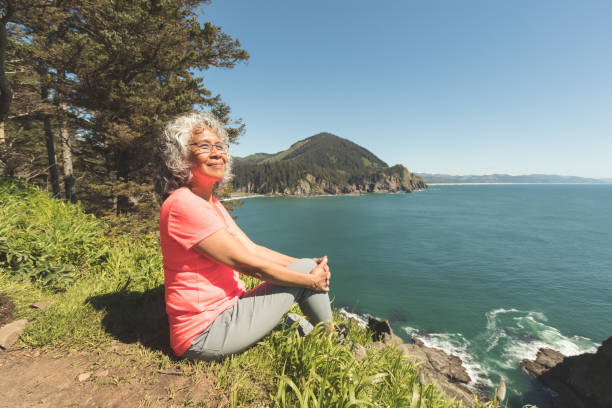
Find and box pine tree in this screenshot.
[6,0,248,219]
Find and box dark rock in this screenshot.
[536,348,565,368]
[0,293,15,326]
[366,317,476,406]
[335,323,349,340]
[398,339,474,406]
[283,313,314,336]
[521,336,612,408]
[520,348,565,377]
[367,317,393,342]
[0,319,27,350]
[404,345,475,406]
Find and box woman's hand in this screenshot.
[309,256,331,292]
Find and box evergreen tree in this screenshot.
[0,0,15,145]
[5,0,248,218]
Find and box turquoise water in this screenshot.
[232,185,612,406]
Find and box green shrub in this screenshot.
[0,178,109,291]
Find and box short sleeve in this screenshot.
[167,191,225,250]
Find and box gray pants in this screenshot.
[183,258,333,361]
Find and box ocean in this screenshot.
[231,184,612,407]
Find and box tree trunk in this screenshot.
[60,102,75,202]
[0,3,14,135]
[0,120,4,146]
[41,86,60,198]
[108,169,118,216]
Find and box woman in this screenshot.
[158,112,333,360]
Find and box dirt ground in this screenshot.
[0,343,223,408]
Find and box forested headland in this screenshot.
[233,133,427,195]
[0,0,247,230]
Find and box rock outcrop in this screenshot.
[236,168,427,196]
[0,319,27,350]
[520,336,612,408]
[366,317,478,407]
[520,347,565,377]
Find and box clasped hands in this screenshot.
[310,256,331,292]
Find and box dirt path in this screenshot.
[0,343,222,408]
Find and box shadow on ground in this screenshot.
[86,285,173,356]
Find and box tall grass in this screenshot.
[0,178,499,407]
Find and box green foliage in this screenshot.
[98,233,163,290]
[0,178,108,290]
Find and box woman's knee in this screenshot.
[287,258,316,274]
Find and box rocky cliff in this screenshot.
[520,336,612,408]
[237,166,426,196]
[361,315,479,407]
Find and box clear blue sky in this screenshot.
[198,1,612,178]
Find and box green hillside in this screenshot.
[233,152,274,165]
[232,133,426,195]
[265,133,387,168]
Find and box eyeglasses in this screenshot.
[189,142,228,155]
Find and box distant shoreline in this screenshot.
[221,184,611,201]
[222,193,265,201]
[427,182,612,185]
[224,189,427,201]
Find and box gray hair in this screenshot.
[158,112,233,198]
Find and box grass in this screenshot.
[0,178,502,407]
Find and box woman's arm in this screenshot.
[193,228,330,292]
[231,222,299,266]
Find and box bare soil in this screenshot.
[0,342,224,408]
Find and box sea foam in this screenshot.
[405,308,599,394]
[484,308,598,366]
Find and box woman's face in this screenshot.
[188,126,227,183]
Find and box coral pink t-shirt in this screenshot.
[159,188,246,356]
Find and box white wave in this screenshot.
[484,308,598,370]
[404,328,494,389]
[403,326,420,338]
[505,322,596,362]
[401,307,600,396]
[485,330,507,352]
[220,194,264,201]
[338,308,368,328]
[485,308,521,331]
